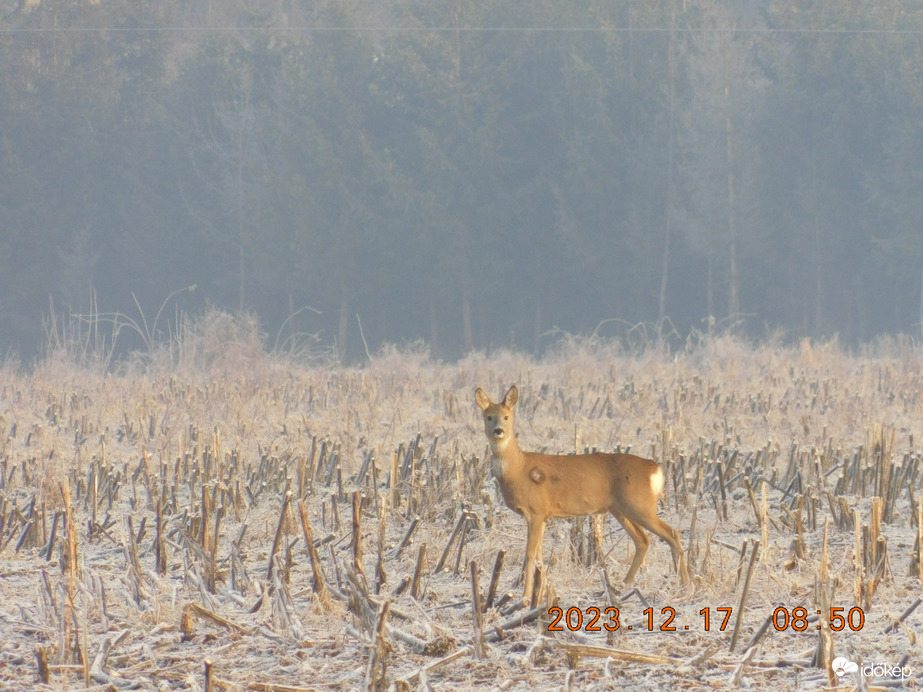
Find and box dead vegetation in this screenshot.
[0,334,921,690]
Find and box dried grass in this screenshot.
[0,333,920,689]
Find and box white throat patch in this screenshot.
[490,436,511,454]
[490,452,507,478]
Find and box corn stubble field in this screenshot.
[1,330,922,691]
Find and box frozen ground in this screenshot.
[0,335,920,690]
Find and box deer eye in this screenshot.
[486,415,494,422]
[503,415,509,421]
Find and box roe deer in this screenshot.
[475,385,689,604]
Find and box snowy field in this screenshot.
[0,333,920,690]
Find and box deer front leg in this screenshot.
[522,515,546,605]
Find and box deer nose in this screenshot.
[493,428,503,436]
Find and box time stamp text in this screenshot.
[547,606,866,633]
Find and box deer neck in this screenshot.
[488,433,526,480]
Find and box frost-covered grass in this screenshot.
[0,326,921,689]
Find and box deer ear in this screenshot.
[503,385,519,408]
[475,387,491,411]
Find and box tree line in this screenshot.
[2,0,922,362]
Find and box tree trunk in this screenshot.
[707,253,714,327]
[724,62,740,320]
[462,290,473,353]
[429,294,439,358]
[811,131,823,336]
[338,295,349,362]
[659,17,677,324]
[237,117,246,312]
[814,209,823,335]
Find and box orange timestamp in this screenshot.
[547,606,866,633]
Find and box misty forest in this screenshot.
[3,0,923,362]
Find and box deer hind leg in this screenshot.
[636,516,690,585]
[522,516,546,605]
[611,511,651,586]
